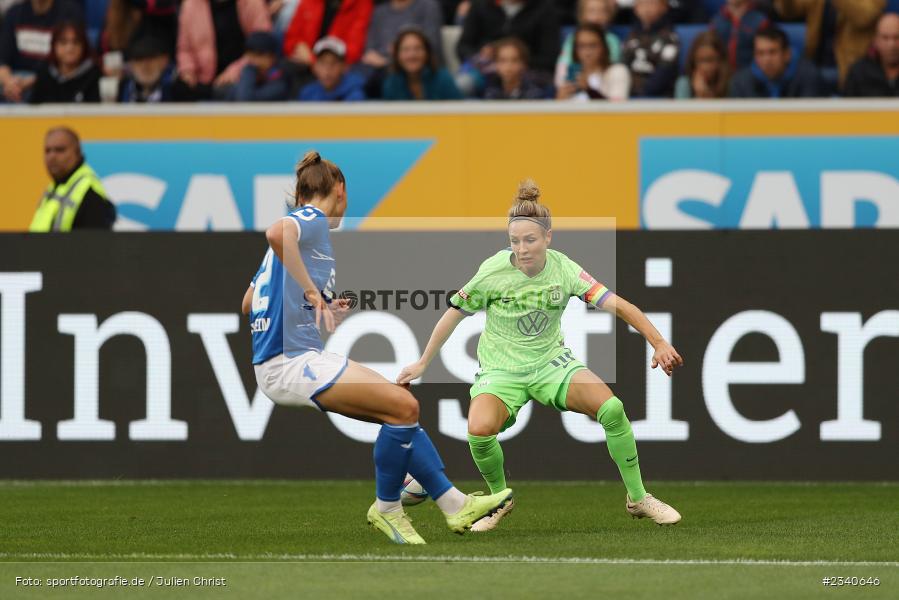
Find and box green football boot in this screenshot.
[367,503,426,544]
[445,488,514,534]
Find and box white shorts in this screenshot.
[254,351,349,411]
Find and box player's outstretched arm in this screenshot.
[602,294,684,376]
[396,308,466,385]
[265,218,334,332]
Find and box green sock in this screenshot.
[597,396,646,502]
[467,433,507,494]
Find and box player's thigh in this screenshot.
[468,393,511,437]
[563,368,615,417]
[314,359,419,425]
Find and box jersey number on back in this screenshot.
[296,206,318,221]
[252,248,274,313]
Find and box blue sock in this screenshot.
[407,427,453,500]
[373,423,418,501]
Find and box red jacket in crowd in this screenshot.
[282,0,373,64]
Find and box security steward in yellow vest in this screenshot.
[30,127,116,232]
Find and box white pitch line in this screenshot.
[1,480,896,488]
[1,553,897,567]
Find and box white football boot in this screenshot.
[470,497,515,532]
[626,493,681,525]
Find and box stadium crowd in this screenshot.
[1,0,897,103]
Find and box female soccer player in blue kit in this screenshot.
[241,151,512,544]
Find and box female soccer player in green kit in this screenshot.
[397,180,684,530]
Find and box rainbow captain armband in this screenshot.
[579,270,613,307]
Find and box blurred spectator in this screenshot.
[557,23,630,99]
[0,0,84,102]
[675,29,730,97]
[283,0,373,70]
[29,20,100,103]
[102,0,178,62]
[774,0,886,88]
[555,0,621,89]
[484,37,548,98]
[228,30,291,100]
[729,25,822,96]
[843,12,899,96]
[711,0,770,69]
[176,0,272,100]
[622,0,680,97]
[383,27,462,99]
[359,0,442,97]
[614,0,712,23]
[299,35,366,100]
[118,35,177,102]
[457,0,561,74]
[31,127,116,232]
[364,0,444,67]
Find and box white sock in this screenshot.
[376,499,403,514]
[434,487,467,515]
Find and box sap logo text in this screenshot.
[104,173,294,232]
[84,140,431,231]
[640,137,899,229]
[643,170,899,229]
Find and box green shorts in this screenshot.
[470,346,586,433]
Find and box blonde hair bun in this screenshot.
[515,179,541,203]
[508,178,551,229]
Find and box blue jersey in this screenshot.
[249,205,337,364]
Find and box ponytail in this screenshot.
[293,150,345,207]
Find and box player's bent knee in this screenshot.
[384,389,420,425]
[597,396,624,426]
[467,420,501,437]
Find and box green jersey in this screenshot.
[449,248,612,373]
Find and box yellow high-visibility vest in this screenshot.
[29,163,107,232]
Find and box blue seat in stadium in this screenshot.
[779,23,807,59]
[85,0,108,50]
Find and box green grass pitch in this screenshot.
[1,481,897,599]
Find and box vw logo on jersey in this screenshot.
[517,310,549,336]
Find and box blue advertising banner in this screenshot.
[83,140,432,230]
[640,136,899,229]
